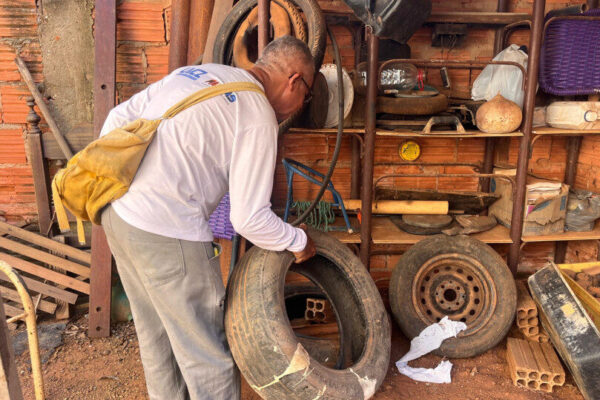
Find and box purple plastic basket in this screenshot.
[208,193,236,240]
[539,9,600,96]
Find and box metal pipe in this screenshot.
[187,0,215,64]
[507,0,546,275]
[168,0,191,72]
[359,30,378,269]
[0,261,44,400]
[555,136,583,263]
[258,0,270,56]
[493,0,510,55]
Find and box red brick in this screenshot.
[117,2,168,43]
[0,0,38,38]
[117,44,145,84]
[0,84,31,124]
[0,128,25,163]
[145,45,169,83]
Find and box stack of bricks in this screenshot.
[516,281,549,343]
[506,337,565,393]
[305,297,335,323]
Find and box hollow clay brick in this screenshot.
[506,337,565,393]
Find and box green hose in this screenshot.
[291,200,335,231]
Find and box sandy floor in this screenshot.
[12,315,583,400]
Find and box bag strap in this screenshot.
[161,81,265,120]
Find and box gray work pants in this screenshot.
[101,205,240,400]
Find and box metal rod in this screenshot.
[359,30,378,269]
[168,0,191,72]
[258,0,270,56]
[15,56,73,159]
[493,0,510,54]
[0,261,44,400]
[508,0,546,275]
[555,136,583,263]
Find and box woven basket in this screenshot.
[208,193,236,240]
[539,9,600,96]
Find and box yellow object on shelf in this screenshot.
[343,199,448,215]
[557,262,600,332]
[399,140,421,161]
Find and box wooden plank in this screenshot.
[26,130,53,236]
[286,127,524,138]
[427,12,532,25]
[328,217,512,244]
[522,221,600,242]
[0,273,77,305]
[0,286,56,314]
[202,0,234,64]
[0,297,24,400]
[0,237,90,278]
[90,0,116,338]
[0,253,89,295]
[15,56,73,159]
[2,304,23,318]
[40,124,94,160]
[0,221,91,265]
[533,126,600,136]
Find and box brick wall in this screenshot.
[0,0,596,266]
[0,0,42,223]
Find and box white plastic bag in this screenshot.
[471,44,528,108]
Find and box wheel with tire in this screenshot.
[389,234,516,358]
[213,0,325,70]
[225,229,390,399]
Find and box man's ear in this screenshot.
[287,73,299,90]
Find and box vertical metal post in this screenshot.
[507,0,546,274]
[483,0,510,195]
[168,0,191,72]
[493,0,510,54]
[359,29,378,269]
[555,136,582,263]
[351,26,363,199]
[89,0,116,338]
[187,0,215,64]
[258,0,270,56]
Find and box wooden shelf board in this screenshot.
[426,12,531,25]
[287,127,523,138]
[533,126,600,136]
[328,217,512,245]
[522,222,600,243]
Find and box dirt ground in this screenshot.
[13,315,584,400]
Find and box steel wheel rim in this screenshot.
[411,253,498,336]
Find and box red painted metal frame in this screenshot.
[507,0,546,274]
[89,0,116,338]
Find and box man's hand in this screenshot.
[292,224,316,263]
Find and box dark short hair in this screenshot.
[255,36,314,75]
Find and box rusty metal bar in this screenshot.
[555,136,583,263]
[187,0,215,64]
[359,30,378,270]
[493,0,510,54]
[258,0,270,56]
[351,135,362,198]
[168,0,191,72]
[507,0,546,275]
[90,0,116,338]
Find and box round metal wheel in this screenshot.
[389,235,516,358]
[413,254,496,337]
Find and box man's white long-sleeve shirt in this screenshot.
[99,64,307,252]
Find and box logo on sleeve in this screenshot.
[177,67,208,80]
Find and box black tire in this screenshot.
[389,235,516,358]
[390,216,455,236]
[225,229,390,399]
[213,0,326,134]
[213,0,326,71]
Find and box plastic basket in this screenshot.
[208,193,236,240]
[539,9,600,96]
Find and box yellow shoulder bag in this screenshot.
[51,81,264,243]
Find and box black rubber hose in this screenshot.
[292,25,345,227]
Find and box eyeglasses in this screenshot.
[289,74,313,105]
